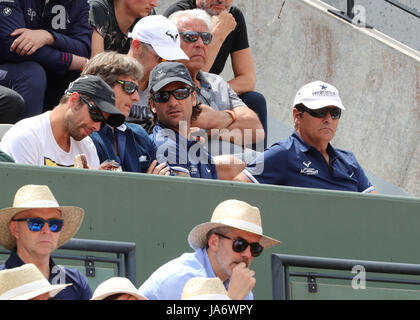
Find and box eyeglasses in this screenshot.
[180,31,213,45]
[11,217,64,233]
[79,96,105,123]
[151,87,193,103]
[116,80,139,95]
[299,105,342,120]
[215,233,264,257]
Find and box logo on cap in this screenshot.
[165,30,179,42]
[320,84,328,90]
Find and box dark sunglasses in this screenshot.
[299,105,342,120]
[116,80,139,95]
[180,31,213,45]
[80,96,105,123]
[215,233,264,257]
[12,217,64,233]
[151,87,193,103]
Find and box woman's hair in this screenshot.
[82,51,144,87]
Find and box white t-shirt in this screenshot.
[0,112,100,168]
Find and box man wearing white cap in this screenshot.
[138,199,281,300]
[126,15,189,132]
[235,81,376,193]
[0,184,92,300]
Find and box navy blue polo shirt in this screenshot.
[0,250,92,300]
[90,122,157,173]
[244,132,375,193]
[150,122,218,179]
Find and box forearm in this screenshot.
[227,74,256,95]
[223,107,264,144]
[202,34,225,72]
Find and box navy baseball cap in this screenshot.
[66,75,125,127]
[148,62,194,92]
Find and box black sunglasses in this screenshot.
[12,217,64,233]
[151,87,193,103]
[298,105,341,120]
[215,233,264,257]
[180,31,213,45]
[80,96,105,123]
[116,80,139,95]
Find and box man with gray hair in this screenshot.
[168,9,265,156]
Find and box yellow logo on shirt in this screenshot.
[44,157,74,167]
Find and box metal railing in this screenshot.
[271,254,420,300]
[328,0,419,27]
[0,238,136,284]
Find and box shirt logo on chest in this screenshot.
[300,161,319,176]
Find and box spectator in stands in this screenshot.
[91,277,147,300]
[0,149,13,163]
[167,9,264,153]
[149,61,245,180]
[125,14,189,132]
[181,277,231,300]
[89,0,158,56]
[138,199,281,299]
[0,184,92,300]
[0,1,92,118]
[0,75,125,168]
[82,51,170,174]
[234,81,377,194]
[0,84,24,124]
[0,263,71,300]
[164,1,268,149]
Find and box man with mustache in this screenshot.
[164,0,268,149]
[234,81,377,194]
[0,75,125,168]
[138,199,281,300]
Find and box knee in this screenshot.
[20,62,47,92]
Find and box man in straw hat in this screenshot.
[91,277,147,300]
[0,263,71,300]
[0,184,92,300]
[138,199,281,300]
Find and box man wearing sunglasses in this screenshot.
[164,1,268,150]
[149,61,244,180]
[0,184,92,299]
[0,75,125,169]
[138,199,281,300]
[234,81,377,194]
[125,15,189,133]
[168,9,265,154]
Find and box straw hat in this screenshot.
[188,199,281,250]
[0,185,85,250]
[181,277,231,300]
[91,277,147,300]
[0,263,71,300]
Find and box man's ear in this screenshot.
[207,233,219,252]
[9,220,19,240]
[131,39,143,55]
[68,92,80,110]
[149,99,156,114]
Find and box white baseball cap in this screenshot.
[293,81,345,110]
[128,15,189,61]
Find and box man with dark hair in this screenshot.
[234,81,377,194]
[164,1,268,148]
[0,75,125,168]
[149,61,244,180]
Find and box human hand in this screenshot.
[146,160,171,176]
[10,28,54,55]
[212,10,237,40]
[227,262,256,300]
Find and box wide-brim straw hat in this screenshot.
[0,263,71,300]
[181,277,231,300]
[91,277,147,300]
[188,199,281,250]
[0,185,85,250]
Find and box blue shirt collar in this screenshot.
[292,131,339,161]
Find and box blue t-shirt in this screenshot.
[150,122,218,179]
[0,250,92,300]
[90,122,157,173]
[138,248,253,300]
[245,132,375,193]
